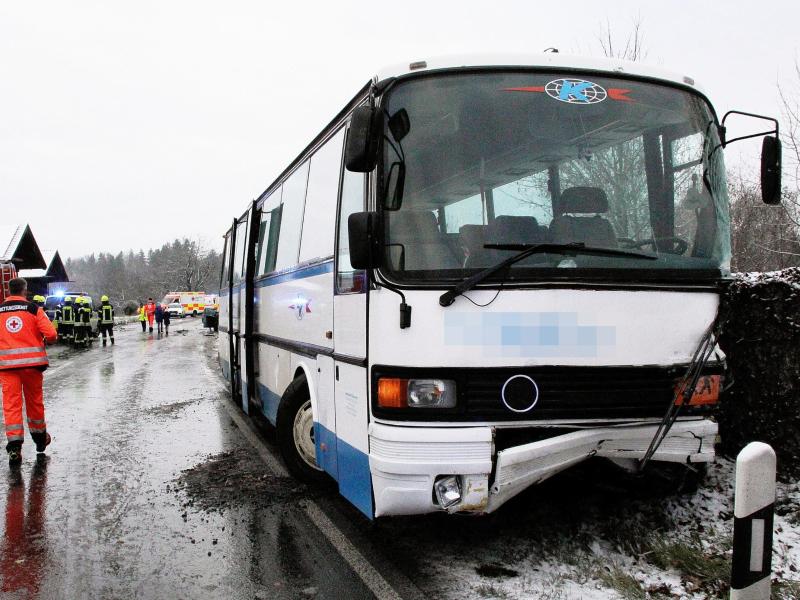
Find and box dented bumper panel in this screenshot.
[487,419,717,512]
[369,419,717,517]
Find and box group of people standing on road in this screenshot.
[50,294,115,347]
[138,298,170,336]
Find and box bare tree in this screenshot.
[777,58,800,226]
[729,174,800,271]
[598,17,648,62]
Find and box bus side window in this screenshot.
[275,161,310,271]
[336,165,366,294]
[300,128,345,262]
[232,217,248,285]
[219,233,230,289]
[257,203,282,276]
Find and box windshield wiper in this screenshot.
[438,243,657,307]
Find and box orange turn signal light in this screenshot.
[675,375,721,406]
[377,378,408,408]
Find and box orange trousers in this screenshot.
[0,369,46,446]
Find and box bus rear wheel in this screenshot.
[276,375,327,483]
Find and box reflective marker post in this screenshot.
[731,442,776,600]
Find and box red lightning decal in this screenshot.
[607,88,632,102]
[503,86,546,93]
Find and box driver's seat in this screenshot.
[549,186,618,248]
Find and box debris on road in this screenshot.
[174,447,308,513]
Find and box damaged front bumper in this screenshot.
[369,419,717,517]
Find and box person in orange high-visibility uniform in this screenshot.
[145,298,156,333]
[0,278,58,465]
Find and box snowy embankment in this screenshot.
[719,267,800,479]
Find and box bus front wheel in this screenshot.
[276,375,326,483]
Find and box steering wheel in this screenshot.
[621,236,689,255]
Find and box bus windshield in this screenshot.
[380,71,731,284]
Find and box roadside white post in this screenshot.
[730,442,776,600]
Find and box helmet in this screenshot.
[64,296,73,304]
[74,297,83,305]
[101,295,109,302]
[33,295,45,303]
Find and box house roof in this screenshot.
[0,224,46,270]
[18,250,69,282]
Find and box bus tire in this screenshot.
[276,375,326,484]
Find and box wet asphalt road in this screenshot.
[0,319,393,600]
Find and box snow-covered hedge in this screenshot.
[718,268,800,478]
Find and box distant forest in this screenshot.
[65,238,222,312]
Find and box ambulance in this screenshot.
[161,292,207,317]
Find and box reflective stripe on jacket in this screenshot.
[99,304,114,325]
[61,304,74,324]
[0,296,57,370]
[75,306,92,325]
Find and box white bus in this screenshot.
[218,54,781,519]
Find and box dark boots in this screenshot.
[31,431,51,453]
[7,441,22,465]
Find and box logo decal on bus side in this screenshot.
[289,297,312,320]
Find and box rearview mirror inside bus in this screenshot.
[384,161,405,210]
[761,135,782,204]
[348,211,382,269]
[345,106,382,173]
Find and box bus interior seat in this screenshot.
[550,186,618,248]
[387,210,460,271]
[466,215,546,268]
[458,224,485,266]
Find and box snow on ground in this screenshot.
[377,457,800,600]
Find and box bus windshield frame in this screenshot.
[376,70,731,287]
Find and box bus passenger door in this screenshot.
[332,167,371,517]
[230,214,249,413]
[242,200,260,414]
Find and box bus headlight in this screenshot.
[408,379,456,408]
[377,378,457,408]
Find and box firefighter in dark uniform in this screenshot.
[97,295,115,346]
[73,297,92,348]
[32,295,45,310]
[59,296,75,343]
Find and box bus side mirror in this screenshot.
[761,136,782,204]
[348,211,383,269]
[345,106,383,173]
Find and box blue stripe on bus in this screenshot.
[316,422,373,519]
[314,422,339,480]
[255,261,334,289]
[224,261,333,294]
[257,381,281,425]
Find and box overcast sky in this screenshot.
[1,0,798,259]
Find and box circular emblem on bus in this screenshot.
[5,316,23,333]
[545,79,607,104]
[501,375,539,413]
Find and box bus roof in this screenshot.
[374,53,706,95]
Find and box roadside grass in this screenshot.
[647,535,730,595]
[597,567,646,600]
[773,580,800,600]
[473,582,516,599]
